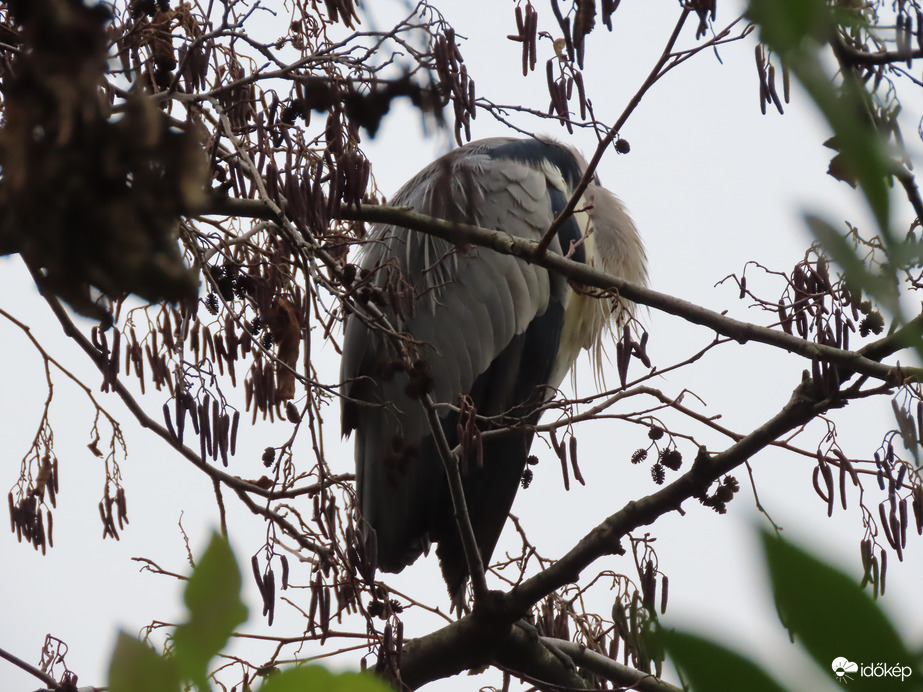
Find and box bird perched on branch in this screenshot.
[340,136,647,604]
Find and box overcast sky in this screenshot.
[2,1,922,690]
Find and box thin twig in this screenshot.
[0,646,57,689]
[534,7,692,256]
[420,393,487,606]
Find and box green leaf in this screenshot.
[661,628,791,692]
[108,631,181,692]
[256,665,392,692]
[173,532,249,690]
[761,529,918,691]
[747,0,834,52]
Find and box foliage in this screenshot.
[663,529,921,692]
[2,0,923,690]
[108,533,388,692]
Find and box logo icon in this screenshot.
[832,657,859,684]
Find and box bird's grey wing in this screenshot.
[340,138,580,583]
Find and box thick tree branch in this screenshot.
[342,206,920,382]
[537,637,681,692]
[212,197,920,383]
[504,380,823,612]
[399,379,828,687]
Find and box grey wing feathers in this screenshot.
[339,136,629,595]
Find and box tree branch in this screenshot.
[0,646,57,689]
[833,36,923,67]
[346,203,917,382]
[212,196,919,383]
[399,379,828,687]
[505,380,823,612]
[537,636,681,692]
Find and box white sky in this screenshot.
[2,1,922,690]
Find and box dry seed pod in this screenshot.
[308,572,320,632]
[395,620,404,669]
[660,574,669,615]
[280,555,290,590]
[117,487,128,526]
[812,464,830,503]
[831,450,856,487]
[251,555,265,593]
[608,632,620,661]
[913,485,923,535]
[110,328,121,377]
[574,70,587,119]
[35,511,46,555]
[556,435,570,492]
[213,335,226,376]
[569,435,585,485]
[230,411,240,456]
[324,495,338,540]
[211,399,221,461]
[98,500,108,536]
[879,503,897,550]
[767,64,784,114]
[163,403,177,439]
[549,428,563,458]
[263,569,275,625]
[870,553,880,594]
[218,412,230,467]
[778,301,792,334]
[320,583,331,642]
[615,340,629,387]
[796,309,808,339]
[820,460,835,517]
[641,560,656,612]
[890,506,903,562]
[859,537,872,576]
[175,395,186,444]
[896,462,908,490]
[756,46,771,115]
[838,461,848,510]
[880,548,887,595]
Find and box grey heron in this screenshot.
[340,136,647,603]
